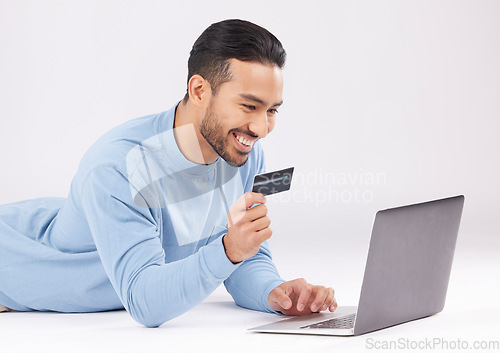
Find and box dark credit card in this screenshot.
[252,167,294,196]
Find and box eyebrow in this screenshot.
[239,93,283,107]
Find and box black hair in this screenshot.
[183,19,286,103]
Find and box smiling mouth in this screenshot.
[232,132,257,152]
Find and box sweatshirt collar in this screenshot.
[157,102,221,176]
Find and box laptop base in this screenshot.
[248,306,357,336]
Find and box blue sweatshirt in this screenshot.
[0,103,284,327]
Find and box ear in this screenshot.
[187,74,212,107]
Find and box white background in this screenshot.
[1,1,499,352]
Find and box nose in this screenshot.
[248,111,269,139]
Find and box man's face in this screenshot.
[199,59,283,167]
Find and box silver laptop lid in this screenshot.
[353,195,465,335]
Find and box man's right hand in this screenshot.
[222,192,272,264]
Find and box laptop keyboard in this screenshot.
[300,313,356,329]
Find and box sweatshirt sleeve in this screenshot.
[80,165,240,327]
[223,143,285,314]
[223,241,285,313]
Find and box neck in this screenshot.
[173,100,219,165]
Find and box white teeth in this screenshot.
[236,134,253,146]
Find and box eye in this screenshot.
[268,108,279,115]
[243,104,256,111]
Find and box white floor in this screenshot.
[1,231,499,353]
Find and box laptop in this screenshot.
[249,195,465,336]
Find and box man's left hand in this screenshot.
[267,278,337,315]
